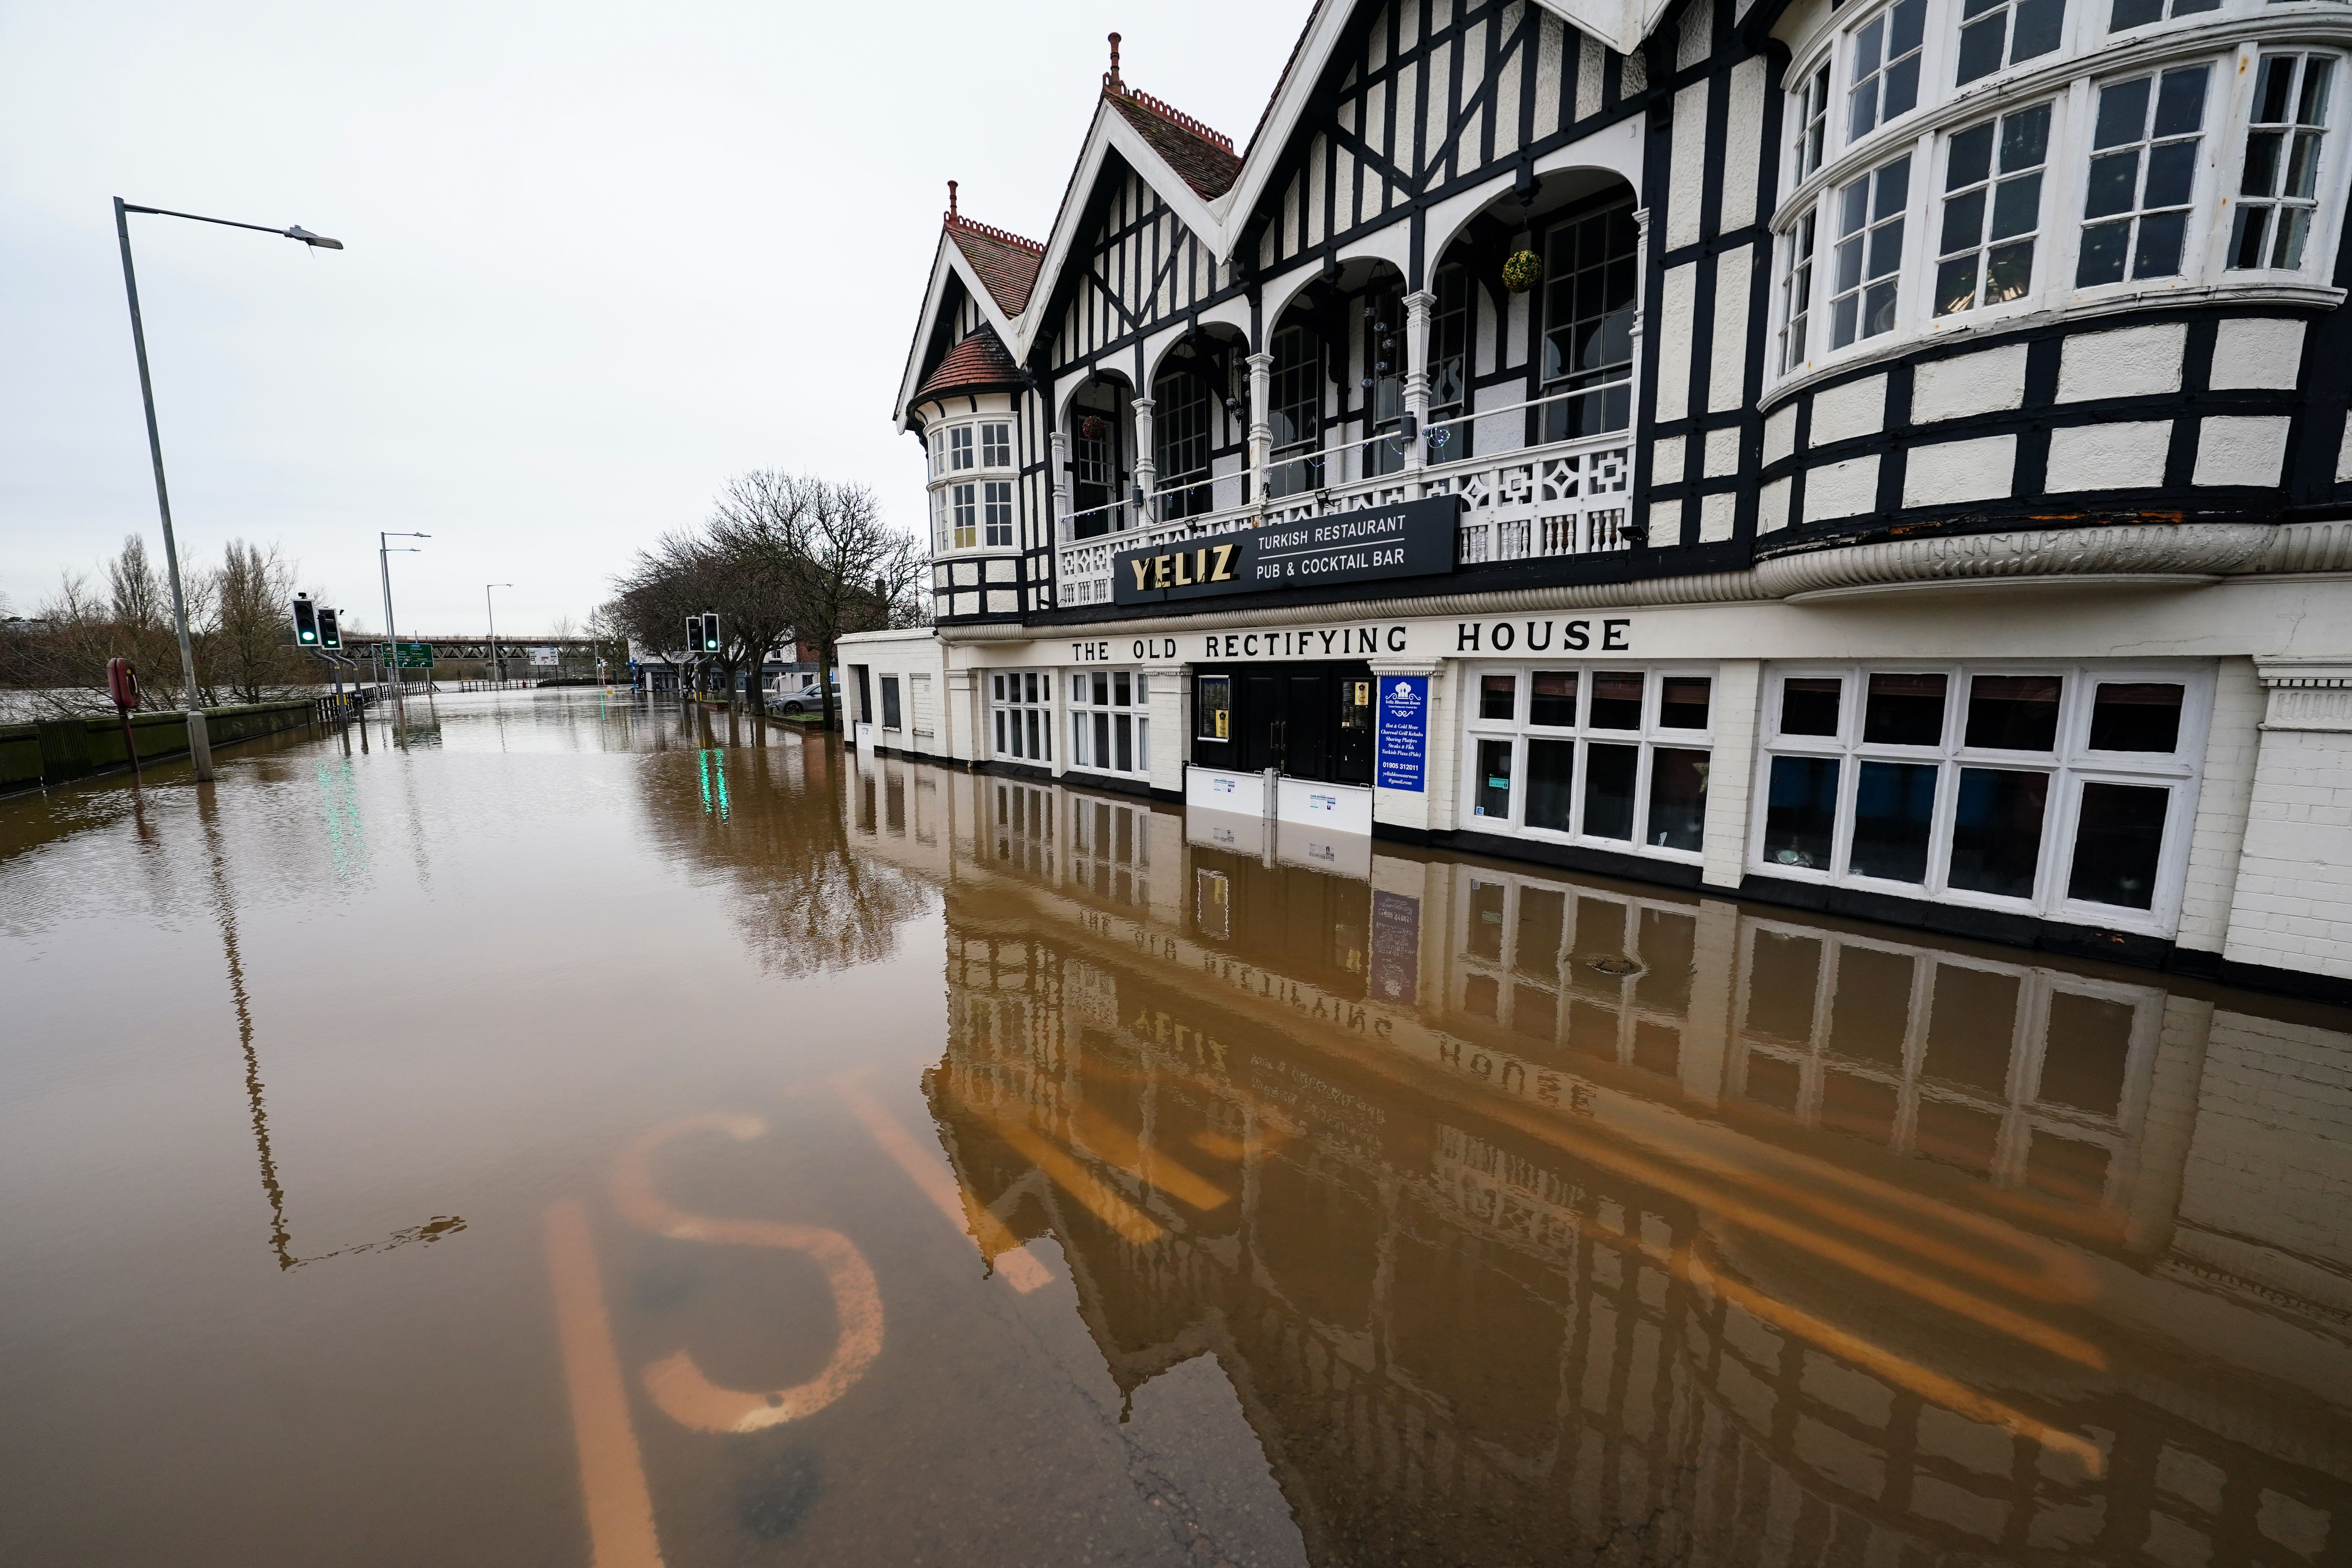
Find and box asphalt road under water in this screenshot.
[4,688,2352,1567]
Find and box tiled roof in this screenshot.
[912,324,1024,404]
[946,216,1044,315]
[1106,86,1242,199]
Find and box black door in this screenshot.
[1195,662,1372,786]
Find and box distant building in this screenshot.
[844,0,2352,1001]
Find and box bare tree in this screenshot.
[207,541,304,704]
[766,479,928,731]
[106,534,183,705]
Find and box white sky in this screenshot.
[0,0,1312,636]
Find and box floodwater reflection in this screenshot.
[853,746,2352,1567]
[3,691,2350,1567]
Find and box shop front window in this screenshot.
[989,669,1053,764]
[1070,669,1149,776]
[1753,664,2200,929]
[1462,666,1715,859]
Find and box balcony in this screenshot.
[1054,405,1633,611]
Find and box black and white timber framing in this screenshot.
[862,0,2352,1001]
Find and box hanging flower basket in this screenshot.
[1502,250,1542,294]
[1078,414,1109,443]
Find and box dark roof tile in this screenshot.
[946,218,1044,315]
[912,324,1024,405]
[1105,87,1241,199]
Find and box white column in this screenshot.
[1049,429,1071,532]
[943,666,979,765]
[1130,396,1157,527]
[1699,659,1762,890]
[1245,350,1273,517]
[1143,663,1188,796]
[1402,289,1435,493]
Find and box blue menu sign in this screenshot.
[1376,675,1428,792]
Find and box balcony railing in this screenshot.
[1054,390,1633,610]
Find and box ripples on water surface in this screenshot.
[4,689,2351,1566]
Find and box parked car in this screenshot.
[764,670,834,715]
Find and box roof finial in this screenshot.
[1105,31,1122,91]
[946,179,958,222]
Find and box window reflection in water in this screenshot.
[840,758,2352,1567]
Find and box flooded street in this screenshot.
[7,690,2352,1567]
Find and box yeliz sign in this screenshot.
[1111,495,1460,607]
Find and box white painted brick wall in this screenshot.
[2225,695,2352,980]
[1759,476,1792,532]
[2176,659,2262,957]
[1701,661,1763,888]
[1764,405,1797,464]
[1652,435,1685,486]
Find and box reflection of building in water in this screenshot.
[851,750,2352,1565]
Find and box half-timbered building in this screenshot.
[846,0,2352,1002]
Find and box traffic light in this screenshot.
[684,616,701,656]
[292,593,320,646]
[317,607,342,649]
[700,612,720,653]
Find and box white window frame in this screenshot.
[1457,662,1720,864]
[1746,661,2211,937]
[988,668,1055,765]
[1767,30,2352,392]
[1067,668,1151,779]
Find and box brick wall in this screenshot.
[2223,665,2352,982]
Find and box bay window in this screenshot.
[1752,664,2205,931]
[1848,0,1927,141]
[983,481,1014,547]
[1462,665,1715,859]
[1935,102,2049,314]
[2077,65,2209,287]
[1832,154,1912,347]
[2231,53,2335,272]
[1955,0,2064,85]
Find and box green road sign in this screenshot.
[377,642,435,669]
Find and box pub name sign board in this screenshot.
[1111,495,1460,607]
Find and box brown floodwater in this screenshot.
[5,689,2352,1567]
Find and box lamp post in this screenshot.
[379,532,428,710]
[113,199,342,781]
[485,583,512,688]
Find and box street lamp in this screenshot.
[380,532,429,709]
[114,199,343,781]
[485,583,512,688]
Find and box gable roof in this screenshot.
[1104,87,1242,199]
[911,323,1025,405]
[896,2,1669,415]
[946,216,1045,315]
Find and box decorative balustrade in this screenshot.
[1052,430,1633,609]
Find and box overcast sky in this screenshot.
[0,1,1311,635]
